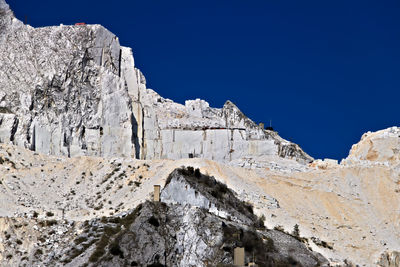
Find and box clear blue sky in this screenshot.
[7,0,400,160]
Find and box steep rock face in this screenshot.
[0,5,138,158]
[0,0,312,165]
[139,94,312,163]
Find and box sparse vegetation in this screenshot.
[148,216,160,227]
[46,211,54,217]
[293,224,300,237]
[38,219,57,227]
[88,204,143,263]
[0,156,16,168]
[102,167,122,184]
[94,204,103,211]
[34,249,43,256]
[311,237,333,249]
[109,242,124,258]
[74,236,88,245]
[5,233,11,240]
[194,168,201,178]
[167,167,257,225]
[222,222,275,265]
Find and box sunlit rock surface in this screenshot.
[0,1,311,165]
[344,127,400,164]
[1,0,400,266]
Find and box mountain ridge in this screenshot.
[0,0,312,166]
[0,1,399,266]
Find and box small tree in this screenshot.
[292,224,300,237]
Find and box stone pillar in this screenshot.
[153,185,161,202]
[234,247,245,266]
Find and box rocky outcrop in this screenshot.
[0,167,327,267]
[136,92,313,163]
[344,127,400,164]
[0,0,312,165]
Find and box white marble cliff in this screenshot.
[0,0,312,164]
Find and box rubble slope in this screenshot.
[0,127,399,266]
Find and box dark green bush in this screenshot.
[46,211,54,217]
[148,216,160,227]
[194,168,201,178]
[109,242,124,258]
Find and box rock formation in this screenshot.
[0,0,311,164]
[344,127,400,164]
[0,167,328,266]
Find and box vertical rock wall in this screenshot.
[0,8,137,157]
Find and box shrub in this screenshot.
[266,238,275,252]
[34,249,43,256]
[46,211,54,217]
[245,203,254,214]
[186,166,194,174]
[89,226,121,262]
[74,236,88,245]
[194,168,201,178]
[94,204,103,211]
[292,224,300,237]
[255,217,265,229]
[46,220,57,226]
[109,242,124,258]
[148,216,160,227]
